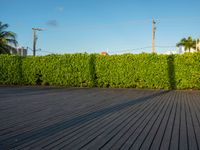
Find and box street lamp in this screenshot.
[32,28,44,56]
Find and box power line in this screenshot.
[108,45,177,54]
[108,46,152,54]
[155,46,176,48]
[39,50,55,54]
[26,47,55,55]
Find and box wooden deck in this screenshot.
[0,86,200,150]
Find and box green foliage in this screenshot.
[176,36,196,52]
[39,54,96,87]
[0,54,96,87]
[22,56,42,85]
[174,53,200,89]
[0,22,18,54]
[0,55,22,84]
[95,54,170,89]
[0,53,200,89]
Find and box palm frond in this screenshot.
[0,22,9,32]
[176,36,196,52]
[0,22,18,54]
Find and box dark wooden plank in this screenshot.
[14,89,155,149]
[169,91,181,150]
[106,92,166,150]
[184,92,199,150]
[152,91,178,150]
[127,91,172,150]
[143,91,176,150]
[111,92,168,150]
[188,92,200,149]
[0,87,200,150]
[0,89,130,139]
[179,92,188,150]
[43,91,165,150]
[82,91,164,150]
[17,102,135,149]
[45,100,146,149]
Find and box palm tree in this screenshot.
[0,22,18,54]
[176,36,196,52]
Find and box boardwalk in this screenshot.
[0,86,200,150]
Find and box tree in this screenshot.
[0,22,18,54]
[176,36,196,52]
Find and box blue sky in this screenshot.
[1,0,200,55]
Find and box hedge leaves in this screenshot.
[0,53,200,89]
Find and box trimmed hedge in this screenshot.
[0,55,23,84]
[0,53,200,89]
[95,54,170,89]
[0,54,96,87]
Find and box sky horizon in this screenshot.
[1,0,200,55]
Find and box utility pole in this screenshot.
[152,19,156,53]
[32,28,43,56]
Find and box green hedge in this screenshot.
[0,54,96,87]
[95,54,170,89]
[0,53,200,89]
[174,53,200,89]
[0,55,23,84]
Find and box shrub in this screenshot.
[0,53,200,89]
[95,54,170,89]
[0,55,22,84]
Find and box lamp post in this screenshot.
[32,28,43,56]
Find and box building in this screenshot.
[17,47,27,56]
[10,47,27,56]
